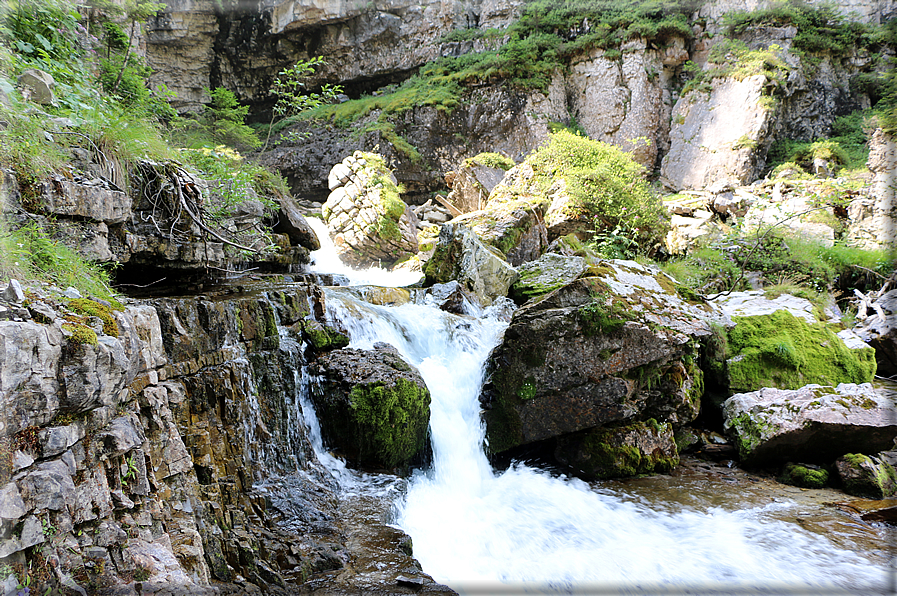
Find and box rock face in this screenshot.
[444,156,512,213]
[310,342,431,469]
[423,222,518,306]
[0,279,444,593]
[482,259,726,457]
[322,152,419,268]
[847,129,897,250]
[855,285,897,377]
[661,76,773,191]
[722,383,897,466]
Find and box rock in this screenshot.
[40,424,85,458]
[835,453,897,499]
[722,383,897,466]
[722,310,877,394]
[418,281,475,315]
[778,462,829,488]
[0,482,27,522]
[508,253,585,304]
[741,183,837,245]
[2,279,24,303]
[60,336,133,413]
[322,152,418,268]
[423,223,519,307]
[661,76,773,190]
[452,193,549,266]
[846,129,896,249]
[0,321,63,436]
[482,259,727,454]
[310,343,431,469]
[40,175,132,224]
[854,287,897,377]
[713,290,823,324]
[297,319,350,352]
[17,69,55,104]
[18,460,76,511]
[95,415,146,457]
[444,155,512,213]
[272,195,322,251]
[555,420,679,480]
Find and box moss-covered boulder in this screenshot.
[310,343,430,470]
[778,463,830,489]
[722,383,897,466]
[322,152,418,268]
[725,310,876,393]
[423,223,518,307]
[554,420,679,480]
[452,196,549,266]
[509,253,586,304]
[296,319,350,352]
[835,453,897,499]
[482,259,726,455]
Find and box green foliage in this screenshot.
[467,152,515,170]
[0,223,119,303]
[171,87,261,150]
[271,56,344,118]
[61,322,99,345]
[682,41,788,96]
[726,310,877,393]
[527,130,668,255]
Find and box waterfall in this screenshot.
[304,226,891,594]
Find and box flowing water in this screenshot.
[303,220,894,594]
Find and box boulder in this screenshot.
[722,310,877,394]
[416,281,476,315]
[554,420,679,480]
[423,223,518,307]
[17,69,55,105]
[310,343,431,470]
[451,195,549,266]
[778,462,830,488]
[661,75,773,190]
[272,195,321,251]
[722,383,897,466]
[482,259,727,454]
[444,155,512,214]
[509,253,586,304]
[322,152,418,268]
[835,453,897,499]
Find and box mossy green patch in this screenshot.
[62,322,98,346]
[779,463,829,489]
[569,421,679,479]
[67,298,119,336]
[349,378,430,469]
[467,152,515,170]
[726,310,876,393]
[578,293,633,336]
[301,320,350,351]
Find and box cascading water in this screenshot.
[304,221,892,594]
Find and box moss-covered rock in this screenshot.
[299,319,350,352]
[835,453,897,499]
[723,383,897,466]
[554,420,679,480]
[310,343,430,470]
[453,196,549,266]
[779,462,830,488]
[509,253,586,304]
[726,310,876,393]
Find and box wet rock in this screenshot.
[298,319,350,352]
[483,259,725,454]
[555,420,679,480]
[778,462,830,488]
[423,223,518,307]
[723,383,897,466]
[835,453,897,499]
[418,281,475,314]
[311,343,431,470]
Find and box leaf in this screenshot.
[15,40,34,53]
[34,33,53,51]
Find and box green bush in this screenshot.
[526,130,669,255]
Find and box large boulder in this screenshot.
[322,152,418,268]
[722,383,897,466]
[310,343,431,470]
[482,259,727,455]
[443,153,514,214]
[835,452,897,499]
[854,285,897,377]
[451,195,549,266]
[423,223,518,307]
[509,253,586,304]
[272,195,321,251]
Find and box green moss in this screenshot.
[578,293,632,336]
[728,412,778,460]
[368,174,409,242]
[517,379,537,400]
[726,310,876,393]
[62,322,98,346]
[349,378,430,469]
[779,463,829,488]
[843,453,872,467]
[572,421,679,479]
[467,152,515,171]
[67,298,119,336]
[301,320,350,351]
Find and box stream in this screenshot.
[300,220,894,594]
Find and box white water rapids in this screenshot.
[303,219,891,594]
